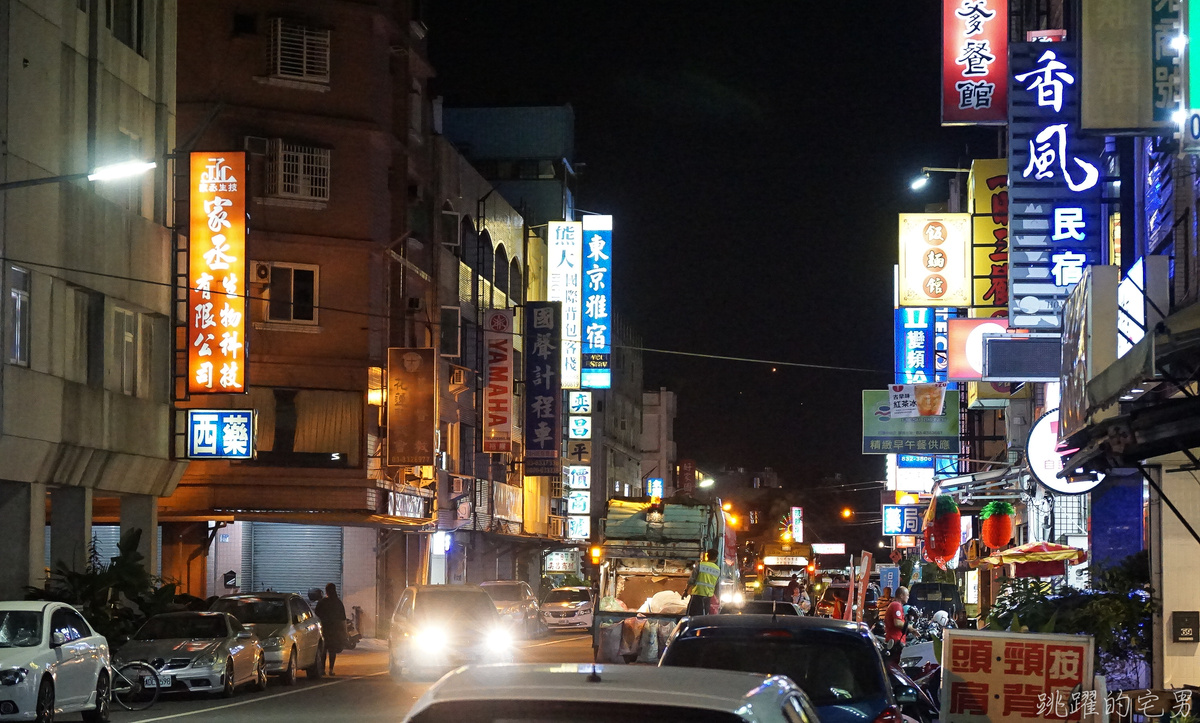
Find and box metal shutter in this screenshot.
[44,525,162,576]
[243,522,342,596]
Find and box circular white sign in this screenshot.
[965,321,1007,376]
[1026,409,1103,494]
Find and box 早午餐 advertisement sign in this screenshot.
[942,0,1008,125]
[863,390,960,455]
[941,629,1092,723]
[899,214,972,307]
[483,310,514,453]
[189,153,247,394]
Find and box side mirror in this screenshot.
[51,631,67,647]
[237,630,254,640]
[895,685,920,705]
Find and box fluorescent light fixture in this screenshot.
[909,174,930,191]
[1171,35,1189,51]
[87,160,157,182]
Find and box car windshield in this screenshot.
[211,598,289,625]
[415,591,498,624]
[0,611,42,648]
[734,602,798,615]
[135,615,228,640]
[662,630,886,706]
[544,589,590,604]
[409,700,748,723]
[480,584,524,602]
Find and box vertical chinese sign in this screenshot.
[898,214,972,307]
[895,308,935,384]
[482,310,514,453]
[386,348,436,466]
[968,159,1009,310]
[941,629,1092,723]
[942,0,1008,125]
[189,153,247,394]
[524,301,561,476]
[580,215,613,389]
[547,221,582,389]
[1152,2,1183,124]
[1009,42,1104,330]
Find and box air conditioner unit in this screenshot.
[449,367,466,386]
[451,476,465,495]
[243,136,270,155]
[251,261,272,282]
[407,297,424,311]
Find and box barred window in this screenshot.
[268,18,330,84]
[266,140,330,201]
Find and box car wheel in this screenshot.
[252,656,268,692]
[221,661,236,698]
[306,642,324,678]
[81,670,110,723]
[282,647,297,686]
[35,677,54,723]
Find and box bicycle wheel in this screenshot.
[112,661,161,711]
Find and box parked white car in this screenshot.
[402,663,821,723]
[539,587,593,631]
[0,601,111,723]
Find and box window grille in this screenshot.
[266,140,330,201]
[268,18,330,83]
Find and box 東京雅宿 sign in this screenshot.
[580,215,613,389]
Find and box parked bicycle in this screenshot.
[110,660,162,711]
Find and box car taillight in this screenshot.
[873,705,903,723]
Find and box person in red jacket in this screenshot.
[883,586,909,664]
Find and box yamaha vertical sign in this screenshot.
[1008,42,1104,329]
[524,301,562,476]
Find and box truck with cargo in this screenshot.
[758,540,813,599]
[590,497,734,663]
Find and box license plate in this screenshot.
[142,675,172,687]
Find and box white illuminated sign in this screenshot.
[1026,408,1103,494]
[564,466,591,489]
[547,221,583,389]
[568,391,593,414]
[1118,259,1147,358]
[568,416,592,439]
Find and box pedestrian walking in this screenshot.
[686,549,721,616]
[883,586,910,665]
[315,582,350,675]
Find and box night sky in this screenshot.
[429,3,996,535]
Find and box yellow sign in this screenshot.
[898,214,972,307]
[968,159,1008,309]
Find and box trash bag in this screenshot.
[597,621,622,663]
[657,620,674,651]
[619,617,646,658]
[637,621,660,663]
[599,596,628,612]
[649,590,685,613]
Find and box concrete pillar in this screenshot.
[50,487,93,573]
[161,522,209,598]
[0,481,46,599]
[120,493,158,573]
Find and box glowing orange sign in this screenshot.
[188,153,247,394]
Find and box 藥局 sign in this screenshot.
[863,390,960,455]
[941,629,1092,723]
[187,410,254,459]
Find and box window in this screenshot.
[266,263,318,324]
[7,266,30,366]
[266,140,330,201]
[268,18,330,83]
[106,0,143,54]
[112,308,140,395]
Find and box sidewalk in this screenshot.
[323,637,388,677]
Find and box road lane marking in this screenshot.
[521,635,590,649]
[128,672,388,722]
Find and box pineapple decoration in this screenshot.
[980,501,1016,550]
[922,494,961,567]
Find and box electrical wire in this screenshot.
[2,255,891,376]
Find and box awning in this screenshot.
[230,510,433,531]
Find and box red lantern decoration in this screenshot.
[980,501,1015,550]
[924,494,961,565]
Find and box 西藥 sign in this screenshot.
[189,153,247,394]
[187,410,254,459]
[942,0,1008,125]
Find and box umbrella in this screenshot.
[979,541,1087,578]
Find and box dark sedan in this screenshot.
[659,615,920,723]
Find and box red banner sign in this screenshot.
[482,310,514,453]
[942,0,1008,125]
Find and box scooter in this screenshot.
[345,605,363,649]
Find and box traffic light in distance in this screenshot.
[589,546,602,565]
[756,562,764,571]
[841,508,852,519]
[807,562,816,575]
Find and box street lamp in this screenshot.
[697,476,714,489]
[909,166,971,192]
[841,508,853,519]
[0,159,157,192]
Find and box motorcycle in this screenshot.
[345,605,363,649]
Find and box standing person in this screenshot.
[793,582,812,615]
[883,586,910,665]
[686,549,720,616]
[315,582,350,675]
[785,574,800,601]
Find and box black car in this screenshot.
[660,615,920,723]
[388,585,515,681]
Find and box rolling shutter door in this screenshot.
[44,524,162,576]
[244,522,343,596]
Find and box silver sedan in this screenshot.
[115,611,266,698]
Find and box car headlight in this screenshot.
[486,628,512,651]
[410,627,446,651]
[192,652,222,668]
[261,636,284,651]
[0,668,28,686]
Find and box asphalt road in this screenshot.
[94,632,594,723]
